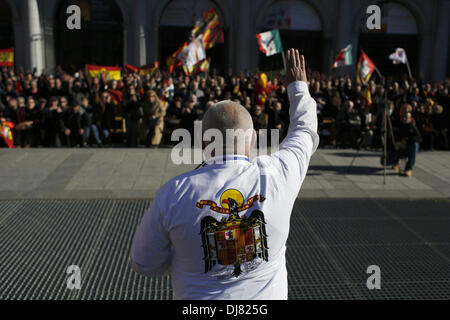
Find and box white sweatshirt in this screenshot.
[131,81,319,300]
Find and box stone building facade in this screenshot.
[1,0,449,81]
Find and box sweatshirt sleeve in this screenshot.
[130,197,171,277]
[257,81,319,194]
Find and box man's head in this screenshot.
[343,100,354,112]
[401,112,412,124]
[81,96,89,107]
[60,97,68,108]
[8,97,18,109]
[202,100,256,157]
[18,97,25,107]
[71,101,80,113]
[27,97,36,109]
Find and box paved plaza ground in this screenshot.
[0,148,448,299]
[0,148,449,200]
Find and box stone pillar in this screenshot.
[333,0,356,76]
[128,0,147,66]
[23,0,45,73]
[235,0,250,72]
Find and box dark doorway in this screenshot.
[0,0,14,50]
[358,33,418,80]
[54,0,124,72]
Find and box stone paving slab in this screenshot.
[0,148,449,200]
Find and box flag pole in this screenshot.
[405,58,413,79]
[281,50,286,71]
[374,66,383,79]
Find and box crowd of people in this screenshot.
[0,65,449,158]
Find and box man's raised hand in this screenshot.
[284,48,307,85]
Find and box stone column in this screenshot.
[129,0,147,66]
[23,0,45,73]
[235,0,251,72]
[333,0,356,76]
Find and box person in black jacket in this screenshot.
[335,100,361,148]
[62,101,91,147]
[91,92,115,146]
[123,86,143,147]
[42,97,64,147]
[387,112,422,177]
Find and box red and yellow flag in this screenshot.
[193,58,210,74]
[254,73,270,105]
[166,42,187,72]
[124,64,138,73]
[140,61,159,76]
[0,121,15,148]
[356,50,376,85]
[361,86,372,105]
[0,48,14,67]
[86,64,121,81]
[194,8,223,49]
[166,8,223,72]
[201,18,224,49]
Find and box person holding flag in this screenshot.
[140,62,159,77]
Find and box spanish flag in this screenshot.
[166,42,187,73]
[192,8,220,39]
[0,121,15,148]
[361,86,372,105]
[197,8,223,49]
[193,58,210,74]
[124,64,138,74]
[0,48,14,67]
[166,8,223,72]
[140,61,159,76]
[86,64,121,81]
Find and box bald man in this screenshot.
[131,49,319,299]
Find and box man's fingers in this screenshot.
[286,49,291,67]
[288,49,295,68]
[292,49,298,68]
[300,54,305,71]
[296,50,302,70]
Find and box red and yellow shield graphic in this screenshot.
[199,189,268,277]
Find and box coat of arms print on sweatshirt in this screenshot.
[198,188,269,279]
